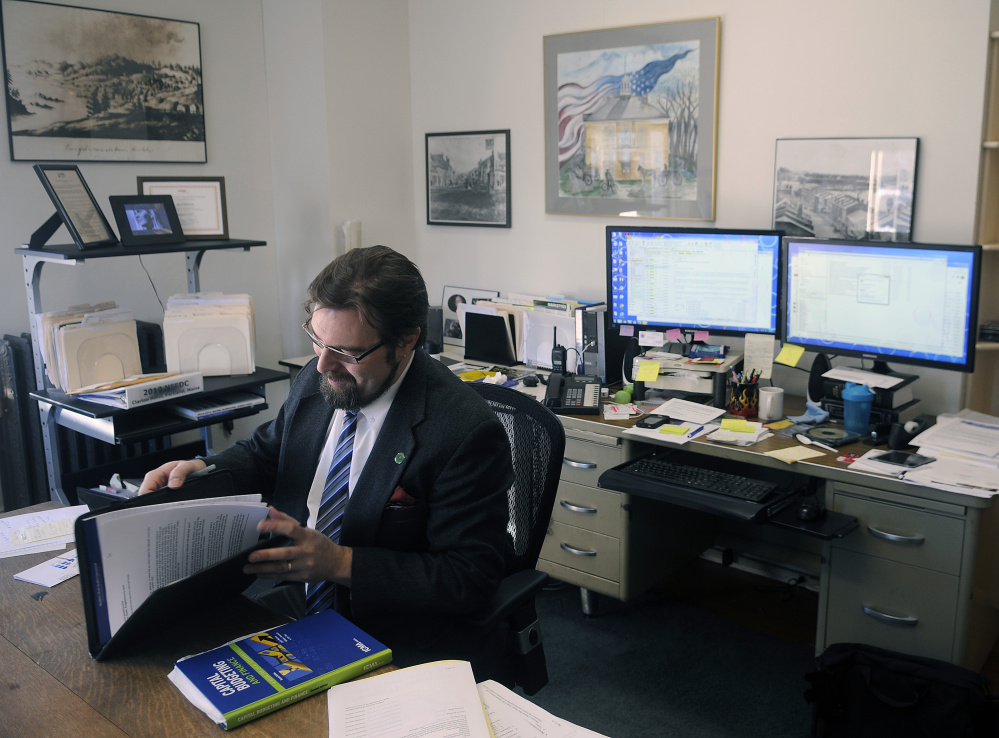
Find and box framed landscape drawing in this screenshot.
[0,0,206,162]
[426,130,510,227]
[544,18,719,220]
[772,137,918,242]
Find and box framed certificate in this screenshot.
[32,164,118,250]
[136,176,228,239]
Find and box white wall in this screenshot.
[405,0,992,414]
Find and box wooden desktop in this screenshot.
[0,503,372,737]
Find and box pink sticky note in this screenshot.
[619,325,634,337]
[666,328,682,341]
[694,330,709,341]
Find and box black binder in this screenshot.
[74,469,289,660]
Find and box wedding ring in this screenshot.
[287,560,293,572]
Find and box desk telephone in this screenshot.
[544,373,601,415]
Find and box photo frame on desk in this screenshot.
[441,285,499,347]
[137,176,228,239]
[109,194,186,246]
[31,164,118,250]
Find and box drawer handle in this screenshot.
[862,605,918,627]
[559,542,597,557]
[563,458,597,470]
[560,500,597,514]
[867,526,925,546]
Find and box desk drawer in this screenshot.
[824,547,959,663]
[832,492,965,575]
[552,482,625,537]
[540,521,621,582]
[561,436,623,487]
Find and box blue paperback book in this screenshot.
[168,609,392,729]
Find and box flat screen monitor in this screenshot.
[782,237,981,373]
[606,226,782,337]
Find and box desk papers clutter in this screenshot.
[327,660,608,738]
[169,610,391,730]
[0,505,86,558]
[164,292,255,376]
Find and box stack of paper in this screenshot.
[911,409,999,468]
[36,303,142,391]
[164,292,255,376]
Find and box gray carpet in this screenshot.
[524,582,815,737]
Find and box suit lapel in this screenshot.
[340,351,428,546]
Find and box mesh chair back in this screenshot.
[468,383,566,575]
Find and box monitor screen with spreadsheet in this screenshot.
[781,237,981,372]
[606,226,782,336]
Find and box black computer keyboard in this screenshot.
[624,458,778,502]
[598,451,802,522]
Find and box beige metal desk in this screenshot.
[543,407,999,671]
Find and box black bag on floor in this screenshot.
[804,642,999,737]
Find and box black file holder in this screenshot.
[74,469,290,660]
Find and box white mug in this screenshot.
[758,386,785,421]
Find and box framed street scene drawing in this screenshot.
[426,130,510,227]
[772,137,918,242]
[1,0,206,162]
[544,18,719,220]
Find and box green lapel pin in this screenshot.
[394,452,405,464]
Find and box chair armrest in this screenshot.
[467,569,549,628]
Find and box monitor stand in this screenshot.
[807,353,830,404]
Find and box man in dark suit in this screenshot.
[139,246,513,672]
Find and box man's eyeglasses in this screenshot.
[302,319,385,364]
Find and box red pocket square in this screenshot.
[388,486,417,506]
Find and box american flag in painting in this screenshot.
[557,48,694,165]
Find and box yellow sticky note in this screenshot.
[658,425,689,436]
[636,360,660,382]
[457,370,487,381]
[721,418,750,432]
[775,343,805,367]
[765,419,795,430]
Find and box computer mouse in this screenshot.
[522,375,539,387]
[797,501,825,522]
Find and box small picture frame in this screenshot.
[109,194,186,246]
[441,285,500,346]
[137,176,228,239]
[31,164,118,250]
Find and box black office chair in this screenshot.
[467,381,566,695]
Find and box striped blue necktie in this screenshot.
[305,410,357,615]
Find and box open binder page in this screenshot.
[81,495,267,640]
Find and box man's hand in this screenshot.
[137,459,207,495]
[245,507,352,586]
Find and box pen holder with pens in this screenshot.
[728,381,760,417]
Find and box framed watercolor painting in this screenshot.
[544,18,719,220]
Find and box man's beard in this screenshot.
[319,351,401,411]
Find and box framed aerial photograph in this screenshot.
[441,285,499,347]
[137,176,228,239]
[544,18,720,220]
[772,137,919,242]
[0,0,206,162]
[426,130,510,227]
